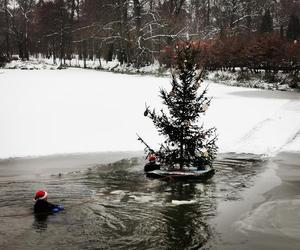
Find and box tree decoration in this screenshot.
[196,78,203,89]
[169,89,175,97]
[200,148,209,157]
[139,42,218,170]
[202,103,209,112]
[184,120,191,127]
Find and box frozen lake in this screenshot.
[0,68,300,159]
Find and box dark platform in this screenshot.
[145,168,215,181]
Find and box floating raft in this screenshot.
[145,168,215,181]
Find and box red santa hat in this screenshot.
[148,154,157,162]
[34,190,48,200]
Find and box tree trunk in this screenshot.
[59,25,64,66]
[24,20,29,60]
[58,0,65,67]
[133,0,142,67]
[83,40,87,68]
[207,0,210,27]
[4,0,10,58]
[18,42,24,59]
[52,39,56,64]
[67,0,76,61]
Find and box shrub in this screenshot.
[0,54,8,67]
[237,70,251,81]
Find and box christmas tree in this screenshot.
[139,42,218,170]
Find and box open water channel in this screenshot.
[0,152,267,249]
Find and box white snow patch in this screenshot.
[110,190,126,195]
[129,195,154,203]
[171,200,197,205]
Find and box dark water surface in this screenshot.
[0,153,265,250]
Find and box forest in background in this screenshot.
[1,0,300,84]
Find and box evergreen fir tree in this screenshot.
[287,14,300,41]
[260,9,273,33]
[140,43,218,170]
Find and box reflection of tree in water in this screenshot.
[160,182,216,249]
[74,160,216,249]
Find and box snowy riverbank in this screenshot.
[207,70,299,91]
[3,57,164,75]
[4,58,300,92]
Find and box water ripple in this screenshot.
[0,153,264,249]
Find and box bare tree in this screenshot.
[1,0,300,69]
[0,0,11,57]
[16,0,35,59]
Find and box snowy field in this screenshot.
[0,68,300,159]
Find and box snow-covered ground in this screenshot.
[0,68,299,159]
